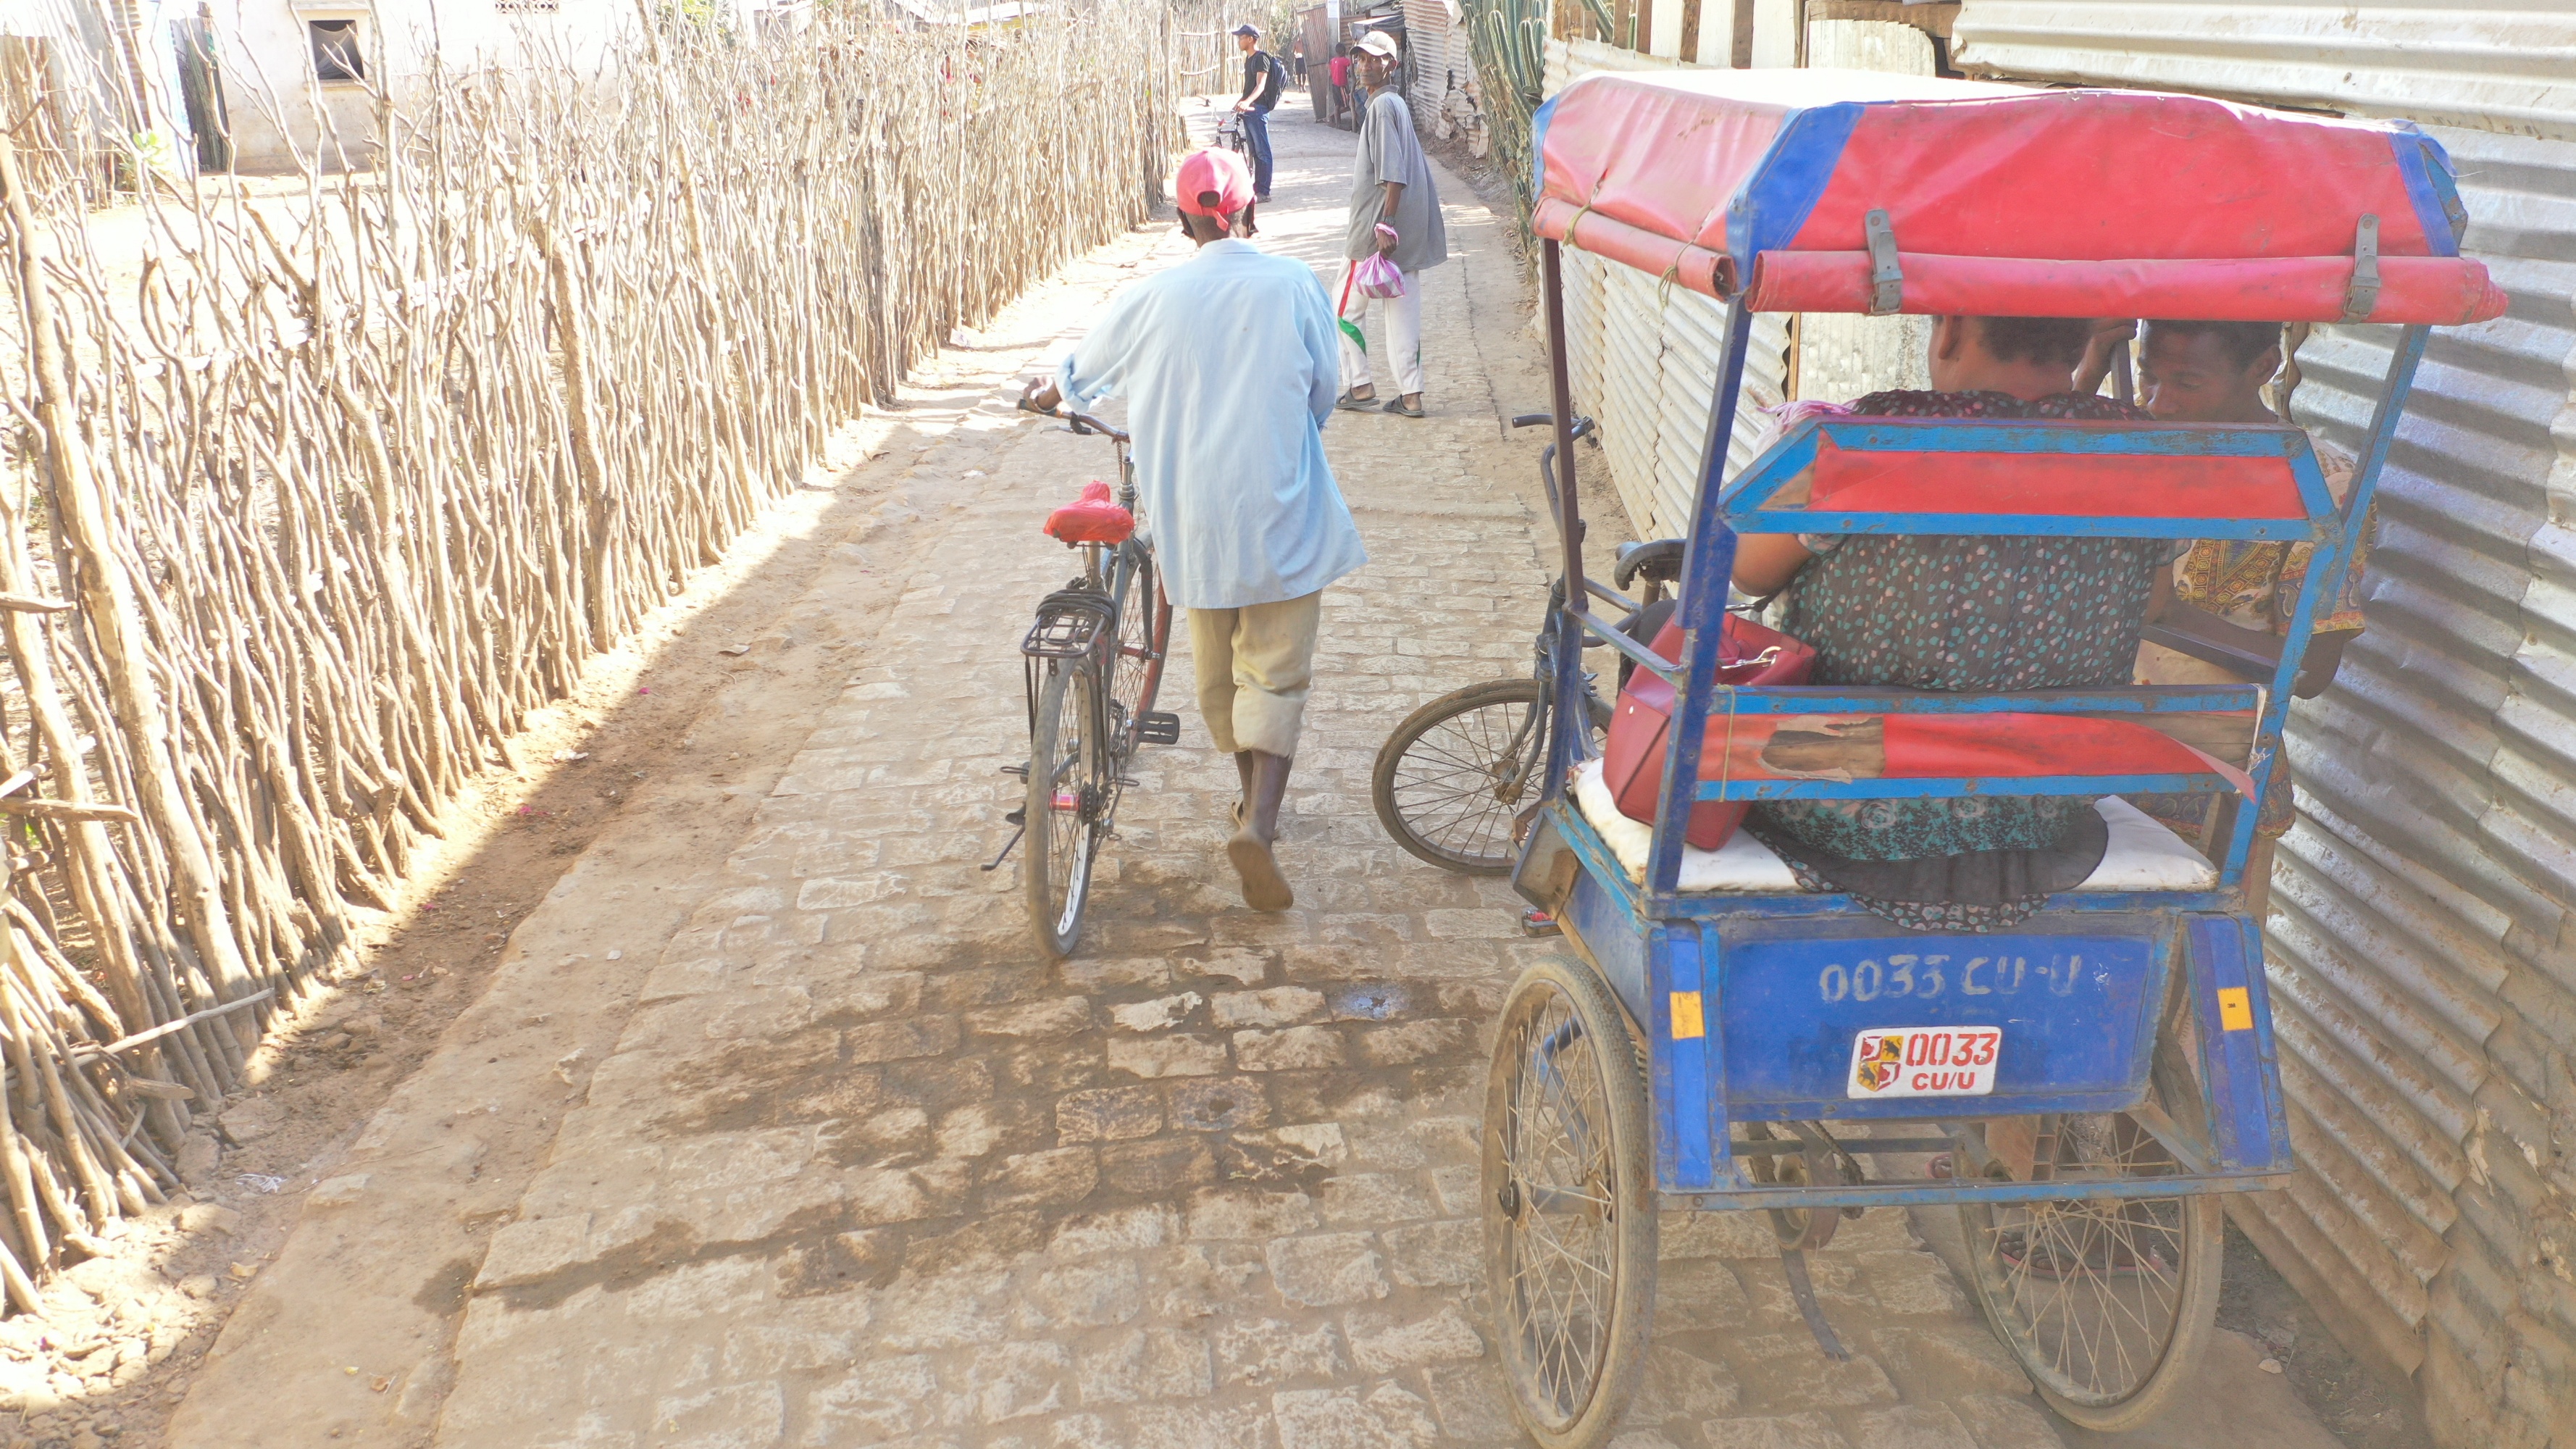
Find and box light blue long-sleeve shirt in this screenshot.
[1053,239,1368,611]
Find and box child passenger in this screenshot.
[2093,319,2372,916]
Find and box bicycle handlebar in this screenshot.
[1018,393,1131,444]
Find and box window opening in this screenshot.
[309,20,362,82]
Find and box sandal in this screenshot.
[1335,391,1379,412]
[1383,397,1426,418]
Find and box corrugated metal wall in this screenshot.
[1952,1,2576,141]
[1949,8,2576,1442]
[1542,37,1789,541]
[1401,0,1484,149]
[2257,125,2576,1446]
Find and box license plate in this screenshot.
[1847,1026,2002,1098]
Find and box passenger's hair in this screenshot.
[2144,319,2281,371]
[1973,316,2094,369]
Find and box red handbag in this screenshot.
[1601,614,1818,849]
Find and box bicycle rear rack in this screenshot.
[1023,588,1115,659]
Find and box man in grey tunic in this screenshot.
[1334,29,1447,418]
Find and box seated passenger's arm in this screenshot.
[2291,630,2355,699]
[1732,534,1815,596]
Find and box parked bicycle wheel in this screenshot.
[1373,678,1610,874]
[1025,660,1109,958]
[1956,1089,2220,1431]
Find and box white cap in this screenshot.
[1353,30,1400,59]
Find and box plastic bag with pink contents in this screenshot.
[1352,225,1405,299]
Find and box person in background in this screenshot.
[2085,317,2372,916]
[1022,149,1365,913]
[1231,23,1285,203]
[1289,37,1308,86]
[1327,44,1352,128]
[1335,30,1446,419]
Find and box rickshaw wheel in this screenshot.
[1483,956,1656,1449]
[1956,1100,2220,1432]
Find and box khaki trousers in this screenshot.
[1187,592,1323,757]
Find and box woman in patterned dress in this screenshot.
[1729,316,2170,931]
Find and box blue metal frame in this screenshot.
[1523,238,2427,1209]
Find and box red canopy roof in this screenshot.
[1531,69,2506,325]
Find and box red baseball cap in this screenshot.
[1174,149,1255,220]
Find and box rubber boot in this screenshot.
[1227,749,1295,911]
[1231,751,1255,830]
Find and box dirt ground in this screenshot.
[2212,1224,2435,1449]
[0,296,1108,1446]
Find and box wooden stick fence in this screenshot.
[0,4,1179,1310]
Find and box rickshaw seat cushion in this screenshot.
[1044,481,1135,546]
[1571,759,2217,895]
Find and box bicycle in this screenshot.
[987,399,1177,957]
[1215,109,1251,166]
[1371,412,1684,874]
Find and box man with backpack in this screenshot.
[1232,24,1285,203]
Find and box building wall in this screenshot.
[1540,35,1792,543]
[205,0,635,171]
[1950,7,2576,1445]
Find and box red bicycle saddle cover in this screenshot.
[1044,480,1135,545]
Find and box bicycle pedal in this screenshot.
[999,763,1030,779]
[1004,807,1026,826]
[1134,711,1181,745]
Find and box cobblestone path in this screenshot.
[185,102,2075,1449]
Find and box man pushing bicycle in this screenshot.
[1022,149,1366,912]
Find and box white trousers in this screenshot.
[1336,260,1424,398]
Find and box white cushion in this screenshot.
[1570,759,2217,895]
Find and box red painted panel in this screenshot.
[1878,715,2215,780]
[1805,433,2309,520]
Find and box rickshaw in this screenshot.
[1486,68,2505,1445]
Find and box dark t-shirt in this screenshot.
[1240,50,1284,112]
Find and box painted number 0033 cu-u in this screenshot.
[1814,954,2091,1005]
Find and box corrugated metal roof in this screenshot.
[1952,1,2576,141]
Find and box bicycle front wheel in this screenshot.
[1025,660,1108,959]
[1373,678,1606,875]
[1111,543,1171,744]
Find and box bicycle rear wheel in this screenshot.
[1025,660,1108,959]
[1373,678,1607,875]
